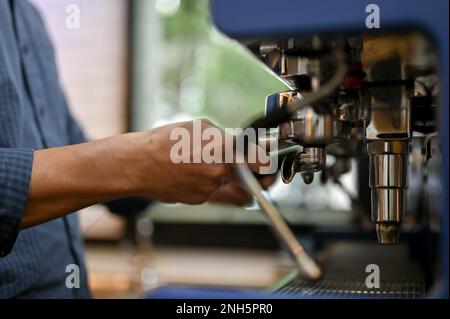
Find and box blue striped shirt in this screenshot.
[0,0,148,298]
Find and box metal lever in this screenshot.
[235,160,322,281]
[235,48,347,280]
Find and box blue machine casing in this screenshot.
[148,0,449,299]
[209,0,448,299]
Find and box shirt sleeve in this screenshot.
[0,148,34,257]
[61,92,87,145]
[104,197,152,217]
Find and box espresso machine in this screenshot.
[207,0,448,298]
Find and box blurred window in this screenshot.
[131,0,285,130]
[30,0,130,239]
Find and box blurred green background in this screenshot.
[131,0,286,129]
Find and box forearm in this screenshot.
[19,119,257,230]
[21,133,143,229]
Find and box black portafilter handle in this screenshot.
[246,104,293,132]
[237,106,293,177]
[240,105,292,150]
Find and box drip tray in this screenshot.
[274,242,425,299]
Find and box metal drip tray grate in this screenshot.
[274,243,425,299]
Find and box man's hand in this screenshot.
[134,120,276,205]
[132,120,236,204]
[21,119,274,228]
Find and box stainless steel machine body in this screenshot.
[248,32,438,245]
